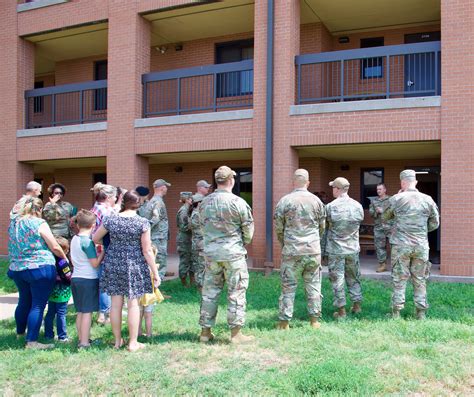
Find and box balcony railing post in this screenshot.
[213,73,217,112]
[143,82,147,118]
[51,94,56,127]
[340,60,344,102]
[386,55,390,99]
[79,90,83,124]
[177,78,181,115]
[435,50,439,96]
[25,95,29,129]
[297,63,301,105]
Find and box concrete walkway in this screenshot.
[1,254,472,321]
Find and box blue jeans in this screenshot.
[44,301,68,340]
[8,266,56,342]
[98,265,110,314]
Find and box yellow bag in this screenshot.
[139,287,164,306]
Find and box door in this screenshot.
[404,32,441,97]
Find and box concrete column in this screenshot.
[0,1,35,254]
[440,0,474,276]
[107,0,150,189]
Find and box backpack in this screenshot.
[55,258,73,285]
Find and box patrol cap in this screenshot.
[196,180,211,188]
[400,169,416,181]
[153,179,171,188]
[215,166,236,183]
[192,194,203,203]
[135,186,150,197]
[180,191,193,200]
[293,169,309,181]
[329,177,350,189]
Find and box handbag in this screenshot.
[139,287,164,306]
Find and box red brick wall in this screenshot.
[55,54,107,85]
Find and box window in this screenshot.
[213,167,252,207]
[215,40,254,97]
[361,168,384,209]
[93,173,107,185]
[94,60,107,111]
[33,81,44,113]
[360,37,384,79]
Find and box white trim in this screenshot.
[17,0,69,12]
[17,122,107,137]
[290,96,441,116]
[135,109,254,128]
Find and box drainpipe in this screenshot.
[264,0,274,274]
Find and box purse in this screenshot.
[139,273,164,306]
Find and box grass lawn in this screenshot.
[0,272,473,395]
[0,260,16,295]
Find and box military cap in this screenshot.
[329,177,350,189]
[293,169,309,181]
[400,169,416,181]
[180,191,193,200]
[192,194,203,203]
[153,179,171,188]
[135,186,150,197]
[196,180,211,188]
[215,166,236,183]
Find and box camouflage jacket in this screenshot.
[274,188,326,256]
[139,195,168,241]
[383,188,439,248]
[43,200,76,238]
[199,189,254,261]
[190,207,204,252]
[176,204,191,245]
[324,194,364,255]
[369,196,394,229]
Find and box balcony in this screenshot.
[296,41,441,104]
[142,60,253,118]
[25,80,107,129]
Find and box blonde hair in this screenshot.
[19,197,43,217]
[90,182,117,203]
[72,209,97,229]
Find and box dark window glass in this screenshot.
[33,81,44,113]
[215,40,254,97]
[361,168,384,209]
[93,173,107,185]
[94,60,107,111]
[360,37,384,79]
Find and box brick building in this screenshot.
[1,0,472,276]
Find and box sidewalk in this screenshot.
[1,254,472,321]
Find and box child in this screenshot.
[44,236,72,343]
[70,210,104,349]
[139,245,161,338]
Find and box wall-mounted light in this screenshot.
[155,45,167,54]
[340,164,350,171]
[175,44,183,51]
[338,36,350,44]
[175,166,183,173]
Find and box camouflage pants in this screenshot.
[374,226,391,264]
[278,254,322,321]
[177,241,193,279]
[192,251,206,288]
[199,257,249,329]
[391,245,430,311]
[152,238,168,279]
[327,253,362,308]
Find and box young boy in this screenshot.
[139,245,161,338]
[44,236,72,342]
[70,210,104,348]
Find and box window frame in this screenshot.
[360,37,384,80]
[360,168,384,209]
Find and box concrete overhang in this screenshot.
[145,149,252,164]
[26,157,106,173]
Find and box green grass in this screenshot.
[0,273,473,396]
[0,260,16,295]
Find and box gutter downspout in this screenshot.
[264,0,274,274]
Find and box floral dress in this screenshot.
[99,215,153,299]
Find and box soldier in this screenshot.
[274,169,326,330]
[176,192,193,287]
[139,179,171,280]
[42,183,77,239]
[383,170,439,319]
[136,186,150,217]
[324,177,364,319]
[198,166,254,344]
[369,183,394,273]
[189,194,206,291]
[194,180,211,201]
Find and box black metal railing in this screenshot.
[25,80,107,129]
[296,41,441,104]
[142,60,253,118]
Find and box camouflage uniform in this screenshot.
[42,201,76,239]
[190,207,206,288]
[139,195,169,278]
[199,189,254,329]
[325,194,364,308]
[369,196,394,264]
[383,188,439,311]
[274,188,326,321]
[176,203,192,279]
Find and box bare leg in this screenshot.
[144,311,153,337]
[138,306,144,336]
[76,312,82,338]
[79,313,92,346]
[127,298,144,352]
[110,295,124,348]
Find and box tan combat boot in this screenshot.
[199,328,215,343]
[416,308,426,320]
[276,320,290,330]
[351,302,362,314]
[309,317,321,329]
[333,307,346,320]
[189,273,196,286]
[180,277,188,287]
[230,326,255,344]
[376,262,387,273]
[392,308,401,319]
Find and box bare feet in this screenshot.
[127,341,146,352]
[113,338,125,350]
